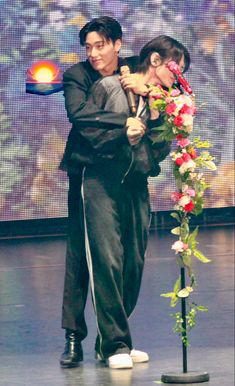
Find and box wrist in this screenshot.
[149,111,160,120]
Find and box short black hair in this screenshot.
[79,16,122,46]
[139,35,190,73]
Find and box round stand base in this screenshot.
[161,371,210,384]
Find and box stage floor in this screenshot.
[0,226,234,386]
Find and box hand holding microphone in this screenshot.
[120,65,146,145]
[120,65,137,116]
[167,61,193,94]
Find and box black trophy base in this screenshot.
[161,371,210,383]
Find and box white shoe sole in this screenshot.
[107,354,133,369]
[130,349,149,363]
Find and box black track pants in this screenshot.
[61,173,89,341]
[82,163,150,358]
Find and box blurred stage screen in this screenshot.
[0,0,234,221]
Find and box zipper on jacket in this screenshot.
[121,149,134,184]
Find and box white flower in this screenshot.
[171,151,182,161]
[178,195,191,207]
[174,204,180,211]
[182,114,194,127]
[182,184,189,192]
[179,160,196,174]
[184,124,193,133]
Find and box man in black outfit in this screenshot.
[60,16,150,369]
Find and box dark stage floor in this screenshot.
[0,226,234,386]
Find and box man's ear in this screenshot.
[114,39,122,53]
[150,52,161,67]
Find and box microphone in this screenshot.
[120,65,137,116]
[167,61,193,95]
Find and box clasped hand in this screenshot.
[126,117,146,146]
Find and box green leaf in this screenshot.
[170,296,179,308]
[187,226,199,247]
[196,305,208,312]
[160,292,179,306]
[182,254,192,267]
[188,226,199,241]
[193,138,213,148]
[194,249,211,263]
[173,277,181,293]
[161,292,175,298]
[150,124,166,132]
[152,99,166,109]
[181,222,190,239]
[170,212,181,222]
[171,227,181,235]
[204,160,217,170]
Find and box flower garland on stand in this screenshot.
[149,82,217,352]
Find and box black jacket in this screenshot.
[86,74,171,180]
[60,56,139,173]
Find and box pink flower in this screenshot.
[171,192,183,202]
[175,157,184,166]
[184,201,195,212]
[152,93,163,100]
[170,89,181,97]
[165,97,173,104]
[186,188,196,197]
[182,185,196,197]
[180,104,194,115]
[173,115,184,126]
[172,240,188,254]
[182,153,191,162]
[177,138,190,148]
[166,103,177,115]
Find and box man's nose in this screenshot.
[89,47,99,57]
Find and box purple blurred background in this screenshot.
[0,0,234,221]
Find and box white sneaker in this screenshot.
[107,353,133,369]
[130,349,149,363]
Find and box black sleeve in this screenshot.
[72,80,129,155]
[63,61,132,130]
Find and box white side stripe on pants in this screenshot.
[81,167,104,358]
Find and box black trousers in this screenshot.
[62,162,150,358]
[62,171,89,341]
[82,161,151,358]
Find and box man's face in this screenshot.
[154,56,185,89]
[85,31,121,76]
